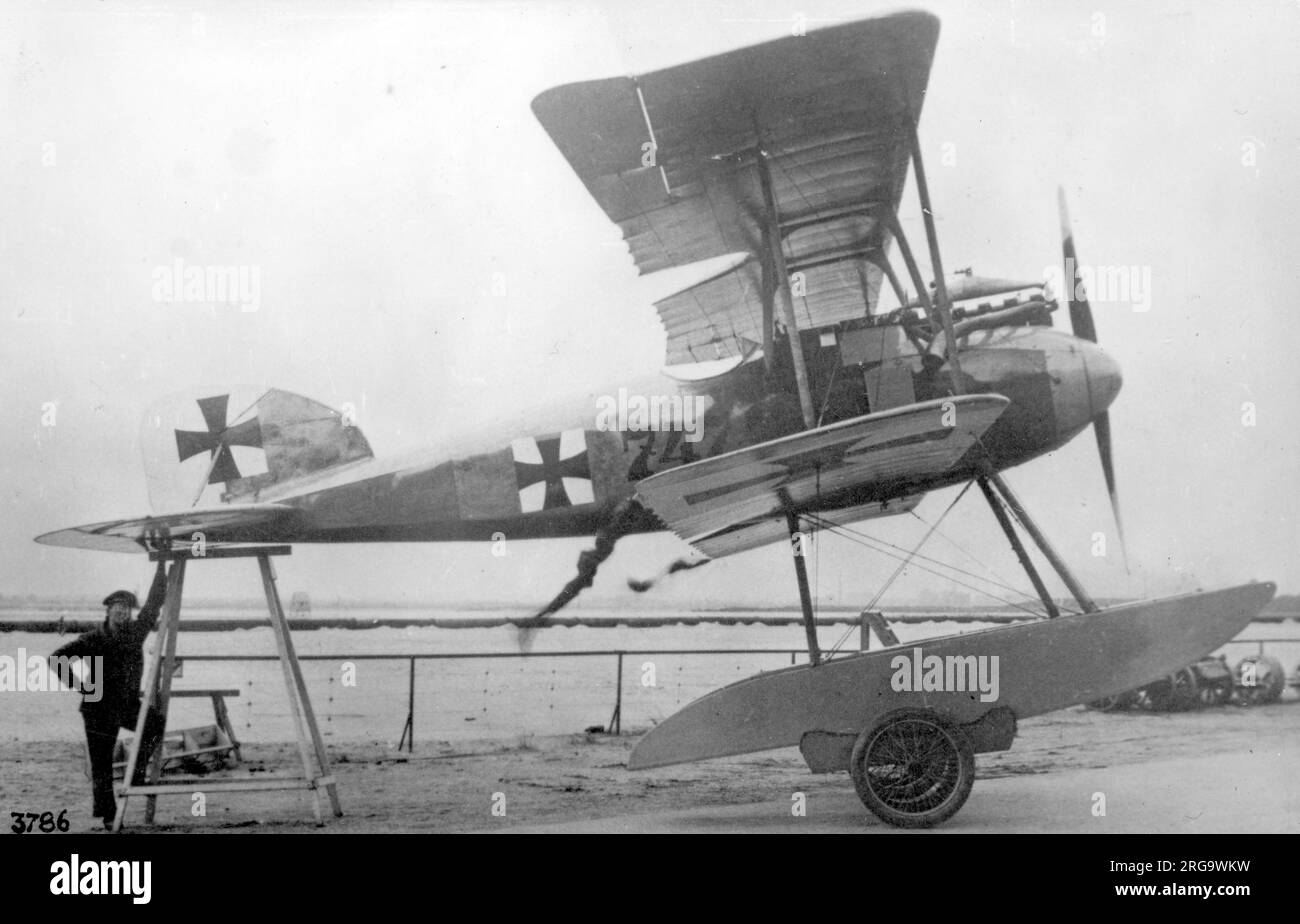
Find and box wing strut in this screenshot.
[753,133,818,430]
[907,120,965,393]
[870,254,910,307]
[881,210,941,329]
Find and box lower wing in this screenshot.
[633,395,1009,558]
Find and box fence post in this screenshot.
[398,656,415,753]
[609,652,624,735]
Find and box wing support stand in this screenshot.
[113,545,342,831]
[780,489,822,666]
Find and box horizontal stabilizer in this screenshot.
[35,503,296,554]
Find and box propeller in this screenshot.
[1057,187,1127,569]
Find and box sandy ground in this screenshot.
[4,695,1297,833]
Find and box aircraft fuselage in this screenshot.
[213,319,1119,547]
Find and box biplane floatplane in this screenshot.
[39,10,1274,828]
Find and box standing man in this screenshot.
[51,560,169,830]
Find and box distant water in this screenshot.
[4,610,1296,748]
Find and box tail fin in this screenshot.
[142,387,373,510]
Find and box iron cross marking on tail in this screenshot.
[174,394,263,485]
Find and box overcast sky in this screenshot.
[2,0,1298,610]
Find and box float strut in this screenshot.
[988,473,1098,613]
[783,502,822,666]
[977,477,1060,618]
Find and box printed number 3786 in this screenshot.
[11,811,70,834]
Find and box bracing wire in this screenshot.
[825,486,1083,618]
[810,514,1053,622]
[817,480,973,658]
[817,513,1055,615]
[805,488,1064,660]
[906,510,1055,613]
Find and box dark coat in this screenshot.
[51,566,167,722]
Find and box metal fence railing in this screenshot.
[177,649,825,749]
[164,637,1300,751]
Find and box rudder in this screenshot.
[142,387,373,510]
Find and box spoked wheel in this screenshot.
[850,708,975,829]
[1198,677,1233,706]
[1143,667,1199,711]
[1235,655,1286,705]
[1088,689,1139,712]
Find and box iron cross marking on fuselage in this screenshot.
[174,394,263,485]
[514,435,591,510]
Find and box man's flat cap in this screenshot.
[102,590,139,609]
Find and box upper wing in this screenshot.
[531,11,941,365]
[34,503,298,553]
[633,395,1007,558]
